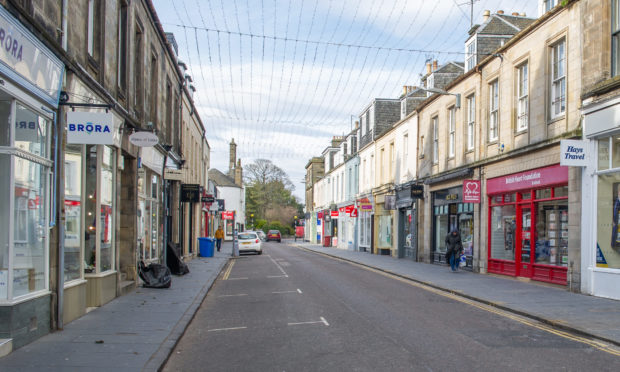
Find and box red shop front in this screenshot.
[487,164,568,285]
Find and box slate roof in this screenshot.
[477,14,536,35]
[208,168,240,188]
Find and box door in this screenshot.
[518,205,533,277]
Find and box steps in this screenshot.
[0,338,12,357]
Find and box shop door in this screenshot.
[518,205,533,277]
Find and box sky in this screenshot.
[151,0,541,201]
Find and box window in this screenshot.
[87,0,101,62]
[448,107,456,158]
[489,80,499,141]
[150,52,159,124]
[517,63,529,131]
[380,148,385,183]
[369,107,374,129]
[389,142,394,181]
[401,99,407,119]
[426,75,434,96]
[403,134,408,172]
[613,0,620,77]
[64,145,83,282]
[467,95,475,151]
[433,117,438,163]
[117,1,128,91]
[544,0,558,12]
[550,39,566,118]
[466,39,476,70]
[165,79,172,142]
[134,21,144,116]
[420,136,425,158]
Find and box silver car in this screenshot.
[237,231,263,255]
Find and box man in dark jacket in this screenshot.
[445,229,463,272]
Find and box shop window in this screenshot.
[536,188,552,199]
[490,205,516,261]
[504,193,516,203]
[492,195,503,204]
[64,144,83,282]
[521,191,531,200]
[378,215,392,248]
[0,100,10,146]
[597,173,620,269]
[613,136,620,169]
[460,213,474,256]
[599,138,610,171]
[15,104,49,158]
[435,207,448,253]
[554,186,568,198]
[0,155,9,299]
[534,200,568,266]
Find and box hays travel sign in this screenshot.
[66,111,115,145]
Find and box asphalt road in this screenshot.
[163,241,620,372]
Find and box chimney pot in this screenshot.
[497,10,504,15]
[432,60,438,71]
[426,62,432,75]
[483,10,490,22]
[403,85,408,96]
[512,12,519,16]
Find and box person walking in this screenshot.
[215,225,224,252]
[445,228,463,272]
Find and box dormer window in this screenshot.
[401,99,407,119]
[427,75,434,97]
[466,39,476,70]
[543,0,558,12]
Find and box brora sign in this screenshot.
[66,111,114,145]
[560,139,588,167]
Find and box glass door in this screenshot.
[519,206,533,277]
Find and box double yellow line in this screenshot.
[222,259,236,280]
[304,247,620,357]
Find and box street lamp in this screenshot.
[413,86,461,109]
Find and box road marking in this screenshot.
[268,255,288,276]
[222,260,235,280]
[288,317,329,327]
[218,294,248,297]
[272,290,298,294]
[267,275,288,278]
[300,246,620,357]
[297,288,303,294]
[207,327,247,332]
[228,277,249,280]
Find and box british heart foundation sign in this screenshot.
[463,180,481,203]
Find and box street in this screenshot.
[163,241,620,371]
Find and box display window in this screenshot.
[64,144,83,282]
[0,98,52,300]
[488,167,568,284]
[138,169,160,262]
[84,145,116,274]
[595,136,620,269]
[377,214,392,248]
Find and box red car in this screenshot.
[267,230,281,242]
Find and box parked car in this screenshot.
[267,230,281,242]
[237,231,262,254]
[256,230,267,241]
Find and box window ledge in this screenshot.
[515,129,528,135]
[582,75,620,100]
[464,149,474,154]
[85,270,117,279]
[547,115,565,125]
[64,278,88,289]
[487,140,499,145]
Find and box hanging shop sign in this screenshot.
[0,6,64,107]
[350,208,358,217]
[164,168,185,181]
[221,211,234,220]
[330,210,339,217]
[384,195,396,210]
[345,205,355,214]
[487,164,568,194]
[357,197,373,210]
[463,180,481,203]
[201,194,215,203]
[181,184,200,202]
[129,131,159,147]
[411,185,424,199]
[66,111,115,145]
[216,199,225,211]
[560,139,588,166]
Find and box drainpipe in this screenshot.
[61,0,68,51]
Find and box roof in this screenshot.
[208,168,240,188]
[476,13,536,36]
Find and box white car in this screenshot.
[237,231,263,255]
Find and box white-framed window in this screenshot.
[87,0,95,56]
[466,39,476,70]
[433,117,439,164]
[369,106,375,129]
[389,142,394,181]
[448,107,456,158]
[403,134,408,173]
[467,95,475,151]
[380,148,385,183]
[544,0,558,12]
[614,0,620,77]
[517,62,529,131]
[427,75,434,96]
[401,99,407,119]
[550,38,566,118]
[489,80,499,141]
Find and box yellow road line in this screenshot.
[222,259,235,280]
[299,246,620,357]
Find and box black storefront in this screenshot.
[432,185,474,269]
[396,184,422,260]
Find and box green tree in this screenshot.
[245,159,303,229]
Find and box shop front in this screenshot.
[337,204,356,250]
[374,192,394,256]
[432,186,474,268]
[0,5,64,348]
[357,195,373,252]
[487,164,569,285]
[396,184,419,260]
[582,99,620,299]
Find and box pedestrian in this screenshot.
[445,228,463,272]
[215,225,224,252]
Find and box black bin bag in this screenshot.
[138,261,172,288]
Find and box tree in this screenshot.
[245,159,303,229]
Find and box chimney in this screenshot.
[520,12,526,16]
[355,121,359,129]
[512,12,519,16]
[403,85,408,96]
[482,10,490,22]
[235,159,243,187]
[497,10,504,15]
[432,60,438,71]
[426,62,432,75]
[229,138,237,176]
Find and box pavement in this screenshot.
[1,239,620,371]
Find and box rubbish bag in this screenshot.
[138,261,172,288]
[166,242,190,276]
